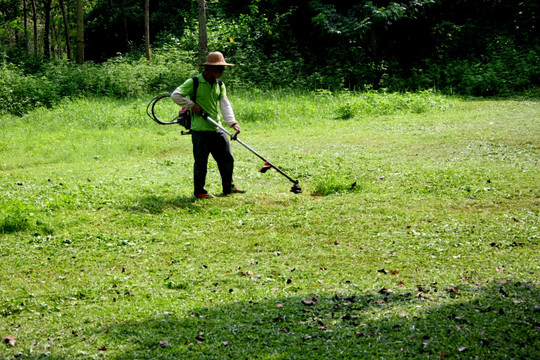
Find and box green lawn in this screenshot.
[0,92,538,359]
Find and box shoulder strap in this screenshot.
[218,79,223,97]
[192,76,199,103]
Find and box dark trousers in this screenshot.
[191,130,235,196]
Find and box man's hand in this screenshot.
[192,104,202,115]
[231,123,241,140]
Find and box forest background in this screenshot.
[0,0,539,117]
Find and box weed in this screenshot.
[336,101,358,120]
[0,202,53,234]
[312,173,360,196]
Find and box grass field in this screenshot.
[0,91,539,359]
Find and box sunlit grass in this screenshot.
[0,92,538,358]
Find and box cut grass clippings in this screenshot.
[0,91,538,359]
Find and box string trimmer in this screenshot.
[146,94,302,194]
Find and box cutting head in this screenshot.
[290,184,302,194]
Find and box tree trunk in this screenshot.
[59,0,72,63]
[76,0,84,64]
[198,0,207,63]
[121,0,130,52]
[43,0,52,59]
[13,1,20,46]
[31,0,38,54]
[23,0,28,46]
[144,0,151,63]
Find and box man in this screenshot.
[171,51,245,199]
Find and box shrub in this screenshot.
[0,62,59,116]
[413,38,540,96]
[0,45,196,116]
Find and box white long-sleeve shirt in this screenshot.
[171,89,237,127]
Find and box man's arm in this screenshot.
[220,97,240,132]
[171,88,195,109]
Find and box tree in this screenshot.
[76,0,84,64]
[82,0,191,61]
[42,0,52,58]
[59,0,71,62]
[22,0,28,46]
[144,0,150,63]
[121,0,129,52]
[31,0,38,54]
[198,0,207,63]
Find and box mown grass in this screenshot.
[0,91,538,359]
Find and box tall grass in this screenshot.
[334,89,452,119]
[0,89,453,172]
[231,88,453,126]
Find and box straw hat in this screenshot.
[199,51,234,66]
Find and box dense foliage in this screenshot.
[211,0,539,94]
[0,46,195,116]
[0,0,538,115]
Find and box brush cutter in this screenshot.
[146,94,302,194]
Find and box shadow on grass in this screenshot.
[82,281,539,359]
[123,195,198,214]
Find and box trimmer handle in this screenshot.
[201,111,239,140]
